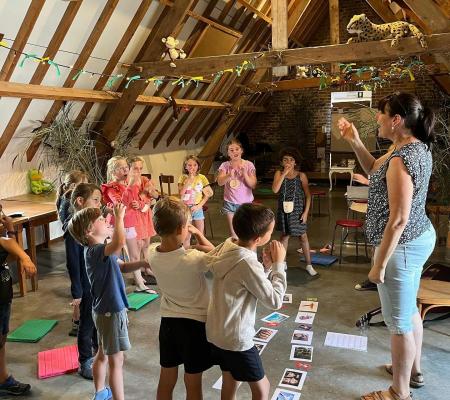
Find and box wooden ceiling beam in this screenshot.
[0,0,46,82]
[235,0,272,24]
[272,0,289,77]
[101,0,194,142]
[187,11,242,38]
[72,0,153,128]
[0,0,83,158]
[402,0,450,33]
[0,81,231,109]
[134,33,450,76]
[365,0,397,23]
[26,0,120,161]
[287,0,312,35]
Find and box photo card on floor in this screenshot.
[278,368,307,391]
[262,312,290,324]
[295,312,315,324]
[291,330,313,345]
[297,323,313,331]
[283,294,293,304]
[254,327,278,343]
[271,388,302,400]
[298,300,318,313]
[290,345,313,362]
[253,341,268,354]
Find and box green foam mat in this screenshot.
[7,319,58,343]
[127,292,159,311]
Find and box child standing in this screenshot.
[272,148,317,277]
[65,183,102,379]
[206,203,287,400]
[147,197,215,399]
[101,156,154,293]
[217,139,257,239]
[178,155,213,248]
[56,170,88,337]
[68,204,150,400]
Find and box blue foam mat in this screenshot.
[300,253,338,266]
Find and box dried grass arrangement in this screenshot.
[16,104,136,185]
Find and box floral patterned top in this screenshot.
[366,142,432,246]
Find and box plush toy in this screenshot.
[296,66,309,79]
[161,36,186,68]
[28,169,54,195]
[346,14,427,48]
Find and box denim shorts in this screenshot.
[222,201,240,215]
[190,206,204,221]
[377,226,436,334]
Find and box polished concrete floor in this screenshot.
[5,189,450,399]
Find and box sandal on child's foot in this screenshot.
[92,387,112,400]
[360,386,412,400]
[385,364,424,388]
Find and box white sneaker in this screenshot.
[305,264,318,276]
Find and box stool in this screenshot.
[310,189,326,217]
[202,205,214,238]
[417,279,450,320]
[331,219,368,264]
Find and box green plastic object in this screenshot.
[127,292,159,311]
[7,319,58,343]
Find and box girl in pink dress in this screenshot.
[101,156,156,293]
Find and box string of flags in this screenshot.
[0,40,257,90]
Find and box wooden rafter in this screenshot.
[0,81,232,109]
[235,0,272,24]
[329,0,340,73]
[272,0,289,77]
[25,0,120,161]
[134,33,450,76]
[402,0,450,32]
[0,0,83,158]
[187,11,242,38]
[72,0,153,128]
[365,0,397,23]
[0,0,45,82]
[101,0,194,142]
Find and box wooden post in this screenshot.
[272,0,288,77]
[329,0,339,74]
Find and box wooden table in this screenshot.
[1,199,58,296]
[329,166,354,191]
[3,192,56,205]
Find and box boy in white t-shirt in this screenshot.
[146,197,215,399]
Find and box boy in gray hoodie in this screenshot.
[206,203,287,400]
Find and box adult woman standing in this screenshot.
[338,92,436,400]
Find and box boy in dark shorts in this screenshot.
[69,204,150,400]
[0,213,36,396]
[206,203,287,399]
[147,197,215,399]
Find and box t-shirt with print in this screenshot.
[178,174,210,205]
[84,243,128,314]
[218,160,255,204]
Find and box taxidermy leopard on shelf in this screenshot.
[346,14,427,48]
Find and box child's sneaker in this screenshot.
[68,320,79,337]
[78,358,94,380]
[92,387,112,400]
[0,375,31,395]
[305,264,318,276]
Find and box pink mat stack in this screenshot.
[38,344,79,379]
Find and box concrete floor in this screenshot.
[5,188,450,400]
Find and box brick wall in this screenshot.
[243,0,447,176]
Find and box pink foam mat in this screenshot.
[38,344,79,379]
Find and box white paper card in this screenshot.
[324,332,368,352]
[271,388,302,400]
[298,301,318,313]
[295,312,315,324]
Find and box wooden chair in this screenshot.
[417,280,450,320]
[159,174,175,197]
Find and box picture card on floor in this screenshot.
[254,327,277,343]
[271,388,301,400]
[290,345,313,362]
[283,294,293,304]
[295,312,315,324]
[262,312,290,324]
[298,301,318,313]
[324,332,367,352]
[278,368,307,391]
[297,323,312,331]
[291,330,313,345]
[254,341,267,354]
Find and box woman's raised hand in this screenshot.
[337,117,359,143]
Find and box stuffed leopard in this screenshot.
[346,14,427,48]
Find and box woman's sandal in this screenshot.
[385,364,424,388]
[360,386,412,400]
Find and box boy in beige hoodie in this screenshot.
[206,203,287,400]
